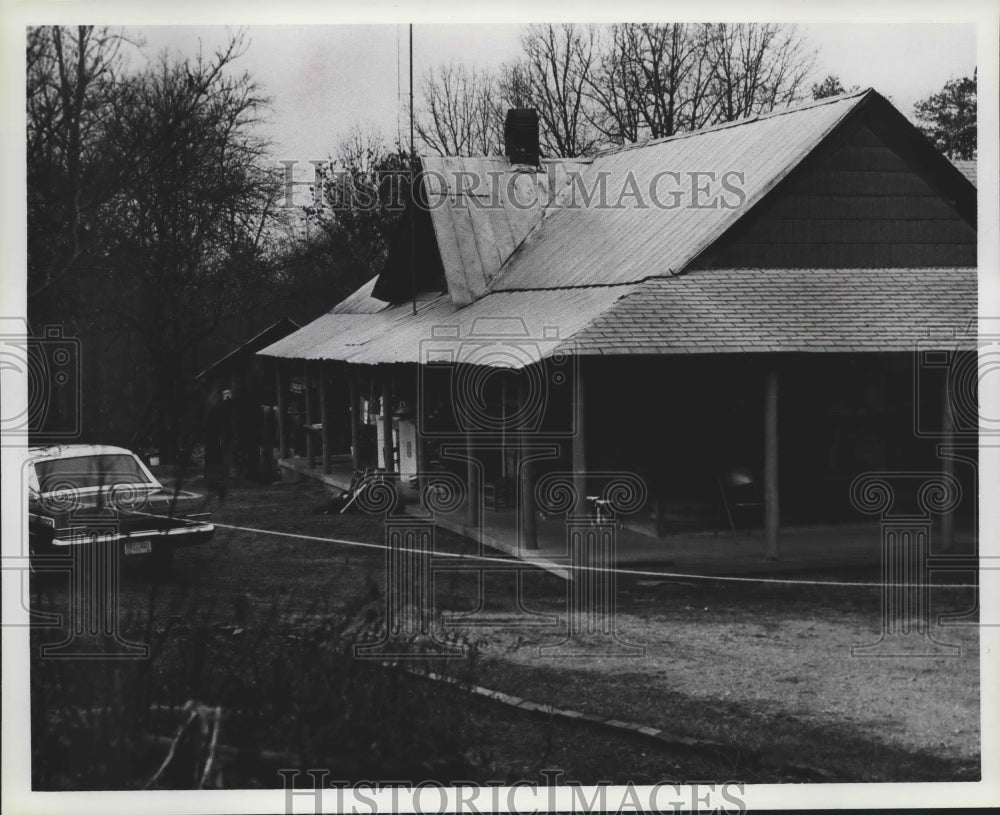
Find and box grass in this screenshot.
[29,475,980,787]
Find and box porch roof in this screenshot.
[258,267,976,365]
[566,267,976,354]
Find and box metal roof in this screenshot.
[489,91,870,291]
[195,318,301,380]
[258,286,635,366]
[561,267,977,354]
[331,276,390,314]
[420,155,590,305]
[261,89,976,366]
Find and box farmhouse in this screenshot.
[258,88,977,568]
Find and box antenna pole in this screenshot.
[409,23,416,316]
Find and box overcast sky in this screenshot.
[125,23,977,168]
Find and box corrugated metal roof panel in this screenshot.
[490,91,870,290]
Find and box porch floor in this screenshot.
[278,457,975,580]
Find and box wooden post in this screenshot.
[411,364,423,477]
[304,362,315,468]
[320,362,331,475]
[941,370,955,552]
[467,432,481,528]
[572,359,587,517]
[349,368,362,472]
[519,376,538,551]
[381,372,394,472]
[276,363,288,460]
[764,368,780,560]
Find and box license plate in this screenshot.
[124,540,152,555]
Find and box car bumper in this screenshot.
[50,523,215,548]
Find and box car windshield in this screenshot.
[34,454,154,493]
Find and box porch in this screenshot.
[276,454,980,580]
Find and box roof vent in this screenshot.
[504,109,539,167]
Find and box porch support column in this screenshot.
[304,361,315,468]
[467,427,481,529]
[381,370,394,473]
[276,363,288,460]
[941,369,955,552]
[349,368,362,472]
[764,368,780,560]
[320,362,332,475]
[572,359,587,517]
[519,375,538,551]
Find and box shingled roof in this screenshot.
[562,268,976,355]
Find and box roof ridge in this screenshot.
[594,88,874,159]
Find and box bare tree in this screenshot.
[97,31,283,460]
[584,25,644,145]
[706,23,815,122]
[496,59,533,110]
[302,125,409,279]
[585,23,719,143]
[26,25,130,300]
[518,24,599,157]
[412,22,815,158]
[414,62,503,156]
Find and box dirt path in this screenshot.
[452,585,979,781]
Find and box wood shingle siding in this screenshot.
[696,122,975,270]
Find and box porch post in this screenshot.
[764,368,780,559]
[381,370,394,473]
[276,363,288,460]
[941,369,955,552]
[572,358,587,517]
[467,427,481,528]
[348,368,362,471]
[304,361,315,468]
[320,361,331,475]
[519,374,538,551]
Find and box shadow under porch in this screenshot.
[271,352,976,578]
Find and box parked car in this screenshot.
[27,444,214,570]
